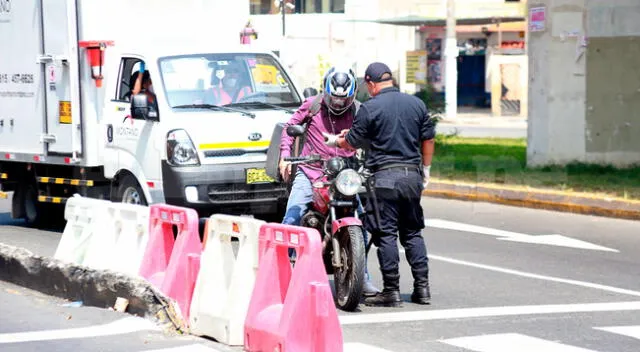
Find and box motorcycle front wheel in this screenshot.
[333,225,366,311]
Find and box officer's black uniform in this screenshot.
[345,62,435,306]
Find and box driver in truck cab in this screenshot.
[207,61,253,105]
[278,66,379,297]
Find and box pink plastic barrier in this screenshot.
[244,223,343,352]
[138,204,202,322]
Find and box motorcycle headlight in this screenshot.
[335,169,362,196]
[166,129,200,166]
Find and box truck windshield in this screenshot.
[157,53,302,109]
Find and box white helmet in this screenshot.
[322,66,357,115]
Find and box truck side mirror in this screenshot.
[286,124,306,137]
[131,93,159,122]
[303,87,318,98]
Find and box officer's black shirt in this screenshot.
[345,87,435,170]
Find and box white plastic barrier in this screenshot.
[82,201,150,276]
[188,214,264,345]
[54,195,109,265]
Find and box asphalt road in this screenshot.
[1,194,640,352]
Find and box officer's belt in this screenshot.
[371,163,421,173]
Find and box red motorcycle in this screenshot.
[282,125,366,312]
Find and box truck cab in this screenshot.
[103,44,300,218]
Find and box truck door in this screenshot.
[105,57,163,192]
[40,0,82,155]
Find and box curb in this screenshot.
[0,243,185,332]
[424,179,640,221]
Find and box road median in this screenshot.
[425,179,640,221]
[0,242,184,332]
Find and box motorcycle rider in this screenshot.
[279,66,379,297]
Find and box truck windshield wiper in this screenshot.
[226,101,295,114]
[172,104,255,118]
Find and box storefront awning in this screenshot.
[345,15,525,27]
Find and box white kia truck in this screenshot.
[0,0,305,225]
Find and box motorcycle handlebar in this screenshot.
[284,154,322,163]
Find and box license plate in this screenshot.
[246,168,275,184]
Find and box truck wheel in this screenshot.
[22,184,55,227]
[114,175,147,206]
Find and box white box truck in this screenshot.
[0,0,308,225]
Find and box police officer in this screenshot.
[332,62,435,307]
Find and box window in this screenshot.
[301,0,345,13]
[157,53,302,108]
[250,0,345,14]
[115,57,144,102]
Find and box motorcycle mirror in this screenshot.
[286,125,306,137]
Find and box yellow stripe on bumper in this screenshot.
[38,196,66,204]
[0,191,7,199]
[199,141,270,150]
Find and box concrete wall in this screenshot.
[527,0,640,167]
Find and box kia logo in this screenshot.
[248,133,262,141]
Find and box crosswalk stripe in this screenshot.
[344,342,395,352]
[140,342,394,352]
[0,317,159,344]
[440,333,599,352]
[139,344,225,352]
[594,325,640,340]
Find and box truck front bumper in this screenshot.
[161,161,288,217]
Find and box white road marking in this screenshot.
[430,254,640,297]
[594,325,640,340]
[0,317,159,344]
[344,342,395,352]
[141,342,396,352]
[339,301,640,325]
[440,333,598,352]
[140,344,225,352]
[425,219,618,252]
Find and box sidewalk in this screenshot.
[438,108,527,127]
[425,179,640,221]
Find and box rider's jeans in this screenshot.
[282,169,372,281]
[282,169,314,227]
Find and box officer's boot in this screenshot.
[363,272,402,307]
[410,268,431,305]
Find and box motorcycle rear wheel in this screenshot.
[333,225,365,312]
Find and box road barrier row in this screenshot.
[53,195,344,351]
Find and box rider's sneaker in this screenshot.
[363,279,380,297]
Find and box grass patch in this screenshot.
[432,135,640,200]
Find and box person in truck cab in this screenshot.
[278,66,380,297]
[207,61,252,105]
[125,62,154,101]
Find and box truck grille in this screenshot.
[208,183,286,202]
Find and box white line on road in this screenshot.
[344,342,395,352]
[430,254,640,297]
[425,219,618,252]
[141,342,396,352]
[594,325,640,340]
[339,301,640,326]
[0,317,159,344]
[440,333,598,352]
[140,344,225,352]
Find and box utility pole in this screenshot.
[281,0,286,36]
[445,0,458,121]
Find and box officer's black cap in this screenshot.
[364,62,393,83]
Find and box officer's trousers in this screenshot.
[364,167,429,276]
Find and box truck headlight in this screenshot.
[166,129,200,166]
[335,169,362,196]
